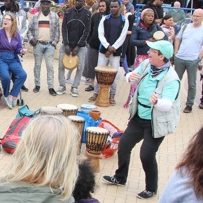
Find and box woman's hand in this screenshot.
[150,92,159,105]
[129,72,141,82]
[20,48,27,55]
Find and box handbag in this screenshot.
[16,105,39,118]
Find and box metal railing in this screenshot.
[135,3,195,14]
[134,3,194,24]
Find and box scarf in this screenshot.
[150,61,171,77]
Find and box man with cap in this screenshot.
[102,40,181,199]
[27,0,60,96]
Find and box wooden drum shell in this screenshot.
[56,104,78,117]
[85,127,109,156]
[68,115,85,155]
[95,66,117,107]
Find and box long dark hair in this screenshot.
[176,127,203,198]
[102,0,110,15]
[161,14,173,25]
[4,0,19,13]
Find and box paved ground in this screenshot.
[0,51,202,203]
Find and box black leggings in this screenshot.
[115,115,164,192]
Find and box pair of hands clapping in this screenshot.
[128,72,159,105]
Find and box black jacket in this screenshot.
[131,22,167,55]
[87,12,103,50]
[62,7,91,48]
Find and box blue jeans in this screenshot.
[33,43,55,89]
[0,51,27,97]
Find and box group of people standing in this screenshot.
[0,0,202,111]
[0,0,132,108]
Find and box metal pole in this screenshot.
[191,0,193,14]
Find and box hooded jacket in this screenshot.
[0,182,74,203]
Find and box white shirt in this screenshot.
[176,23,203,60]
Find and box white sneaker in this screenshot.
[57,86,66,95]
[1,96,12,109]
[12,98,17,107]
[70,87,79,97]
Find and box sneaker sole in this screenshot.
[183,110,192,113]
[136,194,155,199]
[102,177,125,186]
[70,93,78,97]
[1,97,12,109]
[57,92,66,95]
[136,192,156,199]
[136,194,142,199]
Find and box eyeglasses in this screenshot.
[3,18,12,21]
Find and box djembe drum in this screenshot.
[85,127,109,172]
[63,54,79,70]
[153,30,165,41]
[68,115,85,155]
[56,104,78,117]
[95,66,117,107]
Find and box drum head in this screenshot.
[68,115,85,122]
[86,126,109,134]
[40,106,63,115]
[153,31,165,41]
[95,66,117,73]
[57,104,78,110]
[63,54,79,70]
[80,104,96,113]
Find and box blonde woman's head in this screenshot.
[2,115,79,200]
[2,12,18,37]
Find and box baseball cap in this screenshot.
[146,40,174,59]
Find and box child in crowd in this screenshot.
[161,14,175,44]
